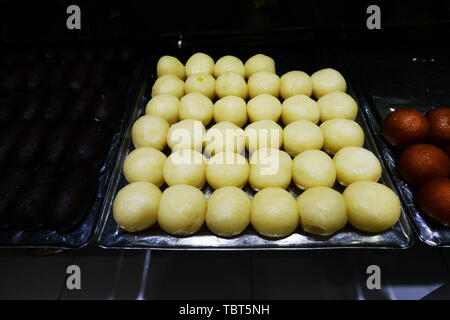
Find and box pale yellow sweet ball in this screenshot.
[281,94,320,125]
[247,94,282,123]
[185,52,214,77]
[317,91,358,121]
[343,181,401,233]
[163,149,206,189]
[158,184,206,236]
[320,119,364,155]
[156,55,185,80]
[215,72,248,99]
[244,54,276,78]
[206,152,249,189]
[297,187,347,236]
[167,119,205,152]
[292,150,336,190]
[280,71,312,99]
[151,74,184,98]
[244,120,283,153]
[333,147,382,186]
[283,120,323,156]
[131,114,169,150]
[249,147,292,191]
[179,92,213,126]
[206,186,251,237]
[184,72,216,100]
[213,96,248,127]
[251,187,299,237]
[311,68,347,99]
[204,121,245,156]
[145,94,179,125]
[123,147,167,186]
[214,55,245,77]
[113,182,162,232]
[248,71,280,98]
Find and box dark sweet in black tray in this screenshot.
[12,121,48,165]
[0,90,26,121]
[46,62,71,89]
[1,66,28,91]
[41,121,78,165]
[41,88,72,121]
[45,166,97,233]
[92,90,123,127]
[66,87,99,120]
[0,122,25,165]
[19,89,48,121]
[0,167,34,225]
[25,62,50,89]
[60,47,79,63]
[66,122,109,171]
[42,48,58,63]
[10,166,61,231]
[68,62,90,90]
[90,61,112,88]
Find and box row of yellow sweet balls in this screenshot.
[122,145,383,195]
[113,181,401,240]
[154,53,347,100]
[145,90,358,128]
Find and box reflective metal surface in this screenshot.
[96,52,413,250]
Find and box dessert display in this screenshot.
[179,92,214,126]
[250,187,299,238]
[0,44,134,239]
[145,94,180,125]
[205,186,251,237]
[381,106,450,229]
[213,96,248,127]
[283,120,324,156]
[249,148,292,190]
[131,114,169,150]
[381,108,430,148]
[215,72,248,99]
[296,187,347,236]
[247,94,282,123]
[292,150,336,190]
[279,71,313,99]
[317,91,358,122]
[157,184,206,236]
[343,181,401,233]
[320,119,365,155]
[248,71,280,98]
[206,152,249,189]
[123,147,167,186]
[113,182,162,232]
[281,94,320,125]
[163,149,206,189]
[109,52,403,245]
[333,146,382,186]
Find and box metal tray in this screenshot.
[95,50,414,250]
[0,59,144,249]
[345,52,450,247]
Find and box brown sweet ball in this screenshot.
[397,144,450,186]
[381,108,430,148]
[446,145,450,158]
[426,107,450,147]
[417,178,450,227]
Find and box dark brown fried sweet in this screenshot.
[0,122,25,165]
[41,89,73,121]
[417,177,450,227]
[426,107,450,147]
[13,121,48,165]
[41,121,78,164]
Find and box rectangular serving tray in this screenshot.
[95,49,414,250]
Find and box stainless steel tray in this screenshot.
[95,53,413,250]
[346,53,450,247]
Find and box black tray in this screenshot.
[95,47,414,250]
[0,55,144,249]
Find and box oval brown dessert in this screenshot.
[446,145,450,158]
[382,108,430,148]
[426,107,450,147]
[397,144,450,186]
[417,177,450,227]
